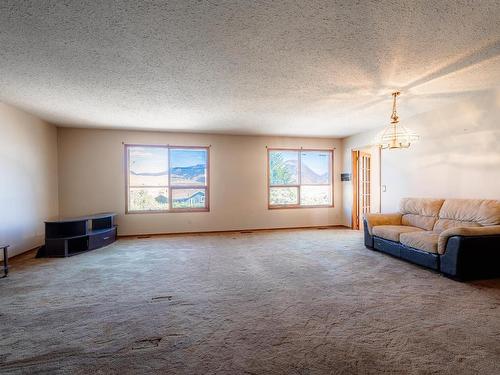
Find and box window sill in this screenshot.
[268,205,335,210]
[126,208,210,214]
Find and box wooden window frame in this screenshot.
[267,148,334,209]
[125,144,210,214]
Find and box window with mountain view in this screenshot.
[268,149,333,208]
[126,145,209,212]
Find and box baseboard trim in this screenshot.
[0,245,42,264]
[118,225,351,239]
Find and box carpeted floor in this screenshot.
[1,229,499,374]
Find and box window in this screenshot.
[126,145,209,212]
[268,149,333,208]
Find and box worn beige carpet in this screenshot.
[1,229,499,374]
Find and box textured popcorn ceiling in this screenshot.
[0,1,499,137]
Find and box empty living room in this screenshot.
[1,1,500,374]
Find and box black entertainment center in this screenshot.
[39,213,117,257]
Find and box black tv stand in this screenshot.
[39,213,117,257]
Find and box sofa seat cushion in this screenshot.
[372,225,424,242]
[400,231,439,253]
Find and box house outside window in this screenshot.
[125,145,209,213]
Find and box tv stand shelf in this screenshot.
[40,213,117,257]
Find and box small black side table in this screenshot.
[1,245,9,277]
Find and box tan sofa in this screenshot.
[364,198,500,280]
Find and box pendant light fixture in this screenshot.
[376,91,418,149]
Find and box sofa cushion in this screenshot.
[400,198,445,217]
[401,214,437,231]
[400,231,439,254]
[434,199,500,232]
[433,219,480,233]
[477,200,500,226]
[399,198,445,230]
[372,225,424,242]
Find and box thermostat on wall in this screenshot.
[341,173,351,181]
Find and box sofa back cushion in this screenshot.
[401,214,437,231]
[399,198,445,230]
[434,199,500,233]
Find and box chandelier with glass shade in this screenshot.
[376,91,419,149]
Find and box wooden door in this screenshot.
[351,151,359,229]
[358,152,371,229]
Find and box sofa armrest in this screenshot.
[363,213,402,235]
[440,233,500,280]
[437,225,500,254]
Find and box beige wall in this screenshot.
[0,103,59,257]
[58,128,343,235]
[342,90,500,224]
